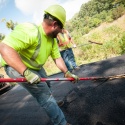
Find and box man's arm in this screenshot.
[0,43,26,75]
[70,38,75,44]
[71,38,76,47]
[54,57,79,83]
[54,57,68,73]
[66,30,76,47]
[0,43,40,84]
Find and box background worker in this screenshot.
[57,29,80,72]
[0,4,79,125]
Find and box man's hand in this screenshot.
[23,69,40,84]
[64,71,79,83]
[73,44,76,48]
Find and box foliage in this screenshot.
[112,4,125,19]
[1,19,17,30]
[0,33,5,41]
[66,0,125,39]
[119,32,125,54]
[0,19,18,42]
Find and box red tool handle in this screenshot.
[1,74,124,82]
[0,77,99,82]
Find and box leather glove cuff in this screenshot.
[23,68,40,84]
[64,71,71,77]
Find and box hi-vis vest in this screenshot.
[57,31,72,51]
[20,24,54,69]
[20,24,43,69]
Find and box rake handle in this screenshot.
[0,77,100,82]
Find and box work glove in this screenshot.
[73,44,76,48]
[23,68,40,84]
[64,71,79,83]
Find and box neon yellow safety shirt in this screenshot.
[1,23,61,70]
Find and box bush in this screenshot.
[119,32,125,54]
[112,5,125,20]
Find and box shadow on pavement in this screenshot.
[1,55,125,125]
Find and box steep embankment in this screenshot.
[73,14,125,65]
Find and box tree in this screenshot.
[1,18,17,30]
[0,33,5,41]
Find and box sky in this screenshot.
[0,0,90,35]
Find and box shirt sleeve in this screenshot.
[2,23,38,51]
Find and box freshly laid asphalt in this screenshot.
[1,55,125,125]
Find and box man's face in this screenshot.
[51,27,62,38]
[50,21,62,38]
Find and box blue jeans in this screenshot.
[40,67,51,88]
[60,48,77,71]
[4,66,67,125]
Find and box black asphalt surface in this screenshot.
[1,55,125,125]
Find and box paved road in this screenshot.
[1,55,125,125]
